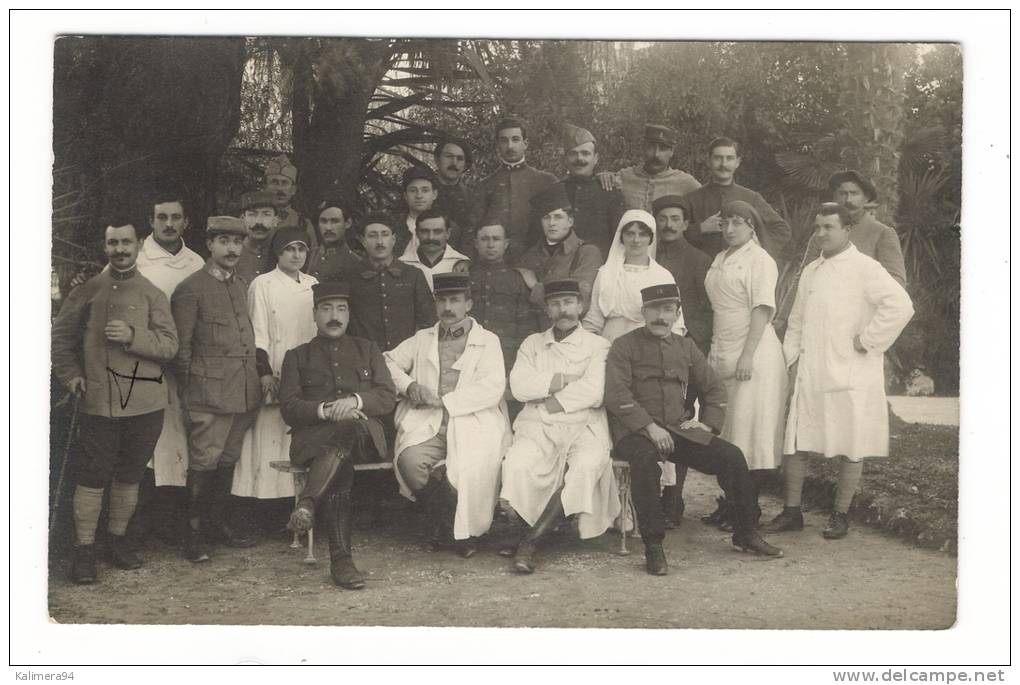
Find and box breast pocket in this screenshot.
[204,313,236,348]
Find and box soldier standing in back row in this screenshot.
[598,124,701,213]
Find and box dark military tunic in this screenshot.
[680,182,792,266]
[235,238,271,286]
[605,326,727,446]
[655,238,714,355]
[171,261,261,415]
[557,175,625,259]
[338,259,437,351]
[305,242,363,282]
[434,179,478,244]
[279,333,396,465]
[467,261,537,371]
[475,162,557,265]
[517,232,603,328]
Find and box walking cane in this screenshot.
[49,393,81,536]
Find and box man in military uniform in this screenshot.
[605,283,782,575]
[432,137,477,235]
[51,218,179,583]
[264,153,317,249]
[547,124,625,258]
[171,216,263,562]
[680,137,792,266]
[466,223,536,373]
[598,124,701,212]
[279,282,396,589]
[305,198,363,281]
[517,184,602,328]
[399,208,470,291]
[339,211,436,352]
[236,190,278,284]
[475,117,557,265]
[392,166,463,256]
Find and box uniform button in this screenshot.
[333,362,338,366]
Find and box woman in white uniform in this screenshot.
[233,227,319,511]
[701,200,787,529]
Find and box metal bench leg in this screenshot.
[616,467,631,556]
[304,527,317,564]
[290,472,305,549]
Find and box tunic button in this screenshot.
[333,362,338,366]
[112,285,118,290]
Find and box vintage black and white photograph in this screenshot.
[10,8,1012,672]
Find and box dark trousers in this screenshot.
[77,410,164,489]
[616,431,757,544]
[296,420,379,505]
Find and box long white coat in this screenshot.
[135,236,205,486]
[385,318,509,539]
[783,245,913,461]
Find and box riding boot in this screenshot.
[324,489,365,589]
[207,465,256,548]
[184,469,214,563]
[123,468,155,552]
[289,445,349,533]
[416,476,452,551]
[513,489,565,574]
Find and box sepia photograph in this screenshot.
[9,8,1012,674]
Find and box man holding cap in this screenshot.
[598,124,701,213]
[545,124,625,258]
[385,272,509,558]
[475,117,557,265]
[605,282,783,575]
[517,184,603,328]
[500,279,619,573]
[171,216,262,561]
[279,281,396,589]
[236,190,280,285]
[264,153,317,249]
[679,137,791,265]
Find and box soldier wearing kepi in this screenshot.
[605,283,783,575]
[264,153,317,249]
[171,216,262,562]
[51,218,179,583]
[500,279,619,573]
[385,272,509,558]
[279,282,396,589]
[236,190,279,285]
[599,124,701,213]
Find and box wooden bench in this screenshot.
[269,460,395,564]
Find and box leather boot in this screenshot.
[732,529,784,558]
[184,470,213,563]
[513,491,564,574]
[416,477,451,551]
[324,490,365,589]
[70,544,98,584]
[123,468,155,552]
[106,533,142,570]
[701,496,730,527]
[661,484,685,529]
[207,466,256,548]
[822,511,849,539]
[762,506,804,533]
[644,542,668,576]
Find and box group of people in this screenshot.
[51,117,915,590]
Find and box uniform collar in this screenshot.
[438,317,473,341]
[204,259,236,283]
[402,243,468,266]
[360,259,403,279]
[640,325,679,345]
[108,265,138,281]
[544,324,581,345]
[501,157,527,171]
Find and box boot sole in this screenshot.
[734,544,784,559]
[822,531,848,539]
[512,561,535,574]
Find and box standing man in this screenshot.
[235,190,279,285]
[466,223,536,373]
[51,218,179,583]
[548,124,625,258]
[341,212,436,352]
[305,198,363,281]
[679,137,792,265]
[500,279,619,573]
[171,216,263,562]
[385,273,509,558]
[393,166,463,256]
[264,153,317,249]
[764,204,913,540]
[517,185,602,328]
[432,137,477,236]
[399,209,470,291]
[279,282,396,589]
[475,117,557,265]
[605,283,782,575]
[599,124,701,213]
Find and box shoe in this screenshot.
[70,544,98,584]
[644,543,668,576]
[512,540,536,573]
[287,504,314,533]
[822,511,849,540]
[457,538,478,559]
[510,492,563,573]
[732,530,784,558]
[498,543,518,558]
[762,506,804,533]
[325,490,366,590]
[701,496,729,526]
[184,528,211,563]
[106,534,142,570]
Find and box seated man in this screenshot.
[605,283,783,575]
[500,279,620,573]
[384,272,509,558]
[279,282,396,589]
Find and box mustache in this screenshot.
[326,320,343,327]
[555,314,576,322]
[651,320,669,327]
[251,223,270,231]
[420,239,442,247]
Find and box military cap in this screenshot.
[562,123,596,150]
[265,153,298,182]
[643,124,676,147]
[641,283,682,306]
[828,169,878,202]
[651,195,687,218]
[312,281,351,305]
[531,184,573,218]
[241,190,277,212]
[401,165,439,191]
[433,272,471,295]
[435,137,474,169]
[270,226,309,255]
[543,279,581,299]
[206,215,246,237]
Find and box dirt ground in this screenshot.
[47,471,957,630]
